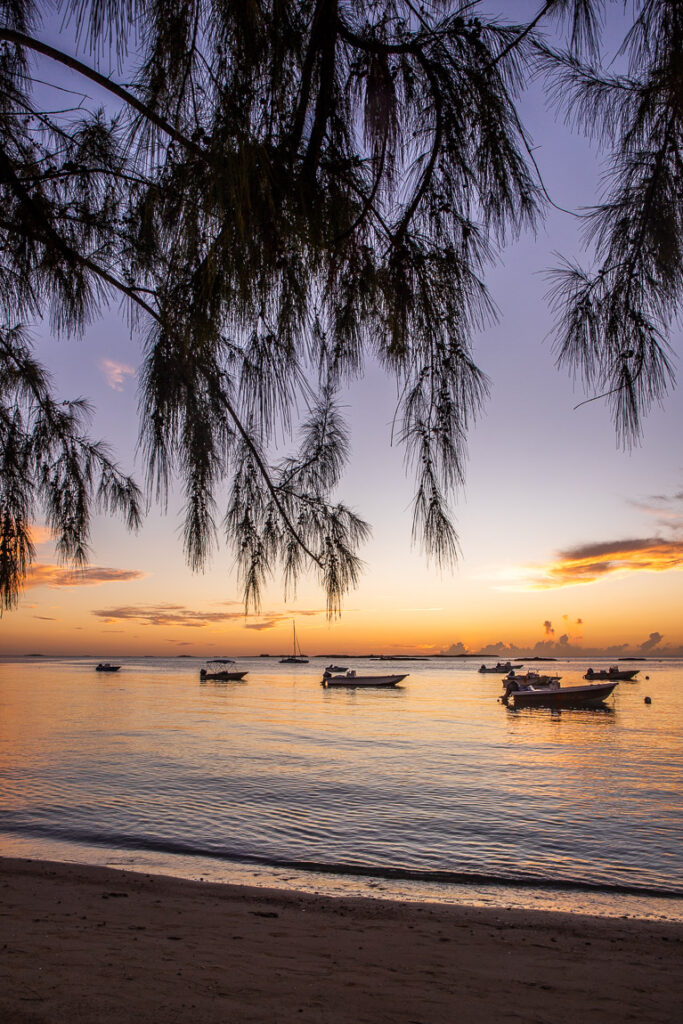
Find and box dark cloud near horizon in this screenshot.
[543,620,554,636]
[441,636,683,657]
[640,631,663,652]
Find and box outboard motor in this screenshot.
[502,678,520,704]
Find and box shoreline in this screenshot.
[4,833,682,922]
[2,856,682,1023]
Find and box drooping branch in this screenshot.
[0,145,159,320]
[0,28,202,155]
[301,0,338,182]
[393,51,444,244]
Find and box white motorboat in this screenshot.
[322,669,407,688]
[200,661,248,681]
[502,677,618,709]
[503,670,561,687]
[584,665,639,681]
[478,661,523,673]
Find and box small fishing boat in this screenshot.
[280,621,309,664]
[502,677,617,709]
[322,669,407,688]
[200,661,248,681]
[95,663,121,672]
[504,670,561,687]
[325,664,348,673]
[584,666,639,681]
[478,661,523,673]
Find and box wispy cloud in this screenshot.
[501,538,683,591]
[93,604,244,628]
[24,564,146,589]
[629,490,683,531]
[100,358,136,391]
[92,604,325,629]
[28,524,53,545]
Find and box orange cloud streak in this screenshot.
[512,537,683,590]
[28,524,53,545]
[24,564,145,589]
[91,604,326,629]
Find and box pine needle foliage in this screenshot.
[541,0,681,445]
[0,325,142,609]
[0,1,680,612]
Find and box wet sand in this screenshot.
[1,856,682,1023]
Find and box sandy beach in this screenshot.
[1,857,682,1023]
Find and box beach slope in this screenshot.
[1,857,682,1023]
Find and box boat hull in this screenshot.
[200,670,248,681]
[322,674,407,688]
[503,673,561,687]
[584,670,638,681]
[510,681,618,709]
[478,663,523,673]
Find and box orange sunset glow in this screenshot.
[2,14,683,1024]
[1,1,681,666]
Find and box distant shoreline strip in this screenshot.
[2,823,681,901]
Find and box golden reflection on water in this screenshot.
[1,656,682,917]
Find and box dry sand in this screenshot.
[1,856,682,1023]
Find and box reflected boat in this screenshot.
[200,661,248,681]
[584,666,639,681]
[478,661,523,673]
[280,621,309,664]
[322,669,407,688]
[502,677,618,709]
[504,670,561,687]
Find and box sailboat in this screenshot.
[279,621,309,664]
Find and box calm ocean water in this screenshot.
[1,655,682,919]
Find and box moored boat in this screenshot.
[200,661,248,681]
[502,677,617,709]
[280,621,309,664]
[503,670,561,687]
[478,661,523,673]
[322,669,407,688]
[95,663,121,672]
[584,666,639,681]
[325,664,348,673]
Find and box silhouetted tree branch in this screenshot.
[1,0,680,613]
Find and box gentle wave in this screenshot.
[1,656,682,911]
[3,821,682,901]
